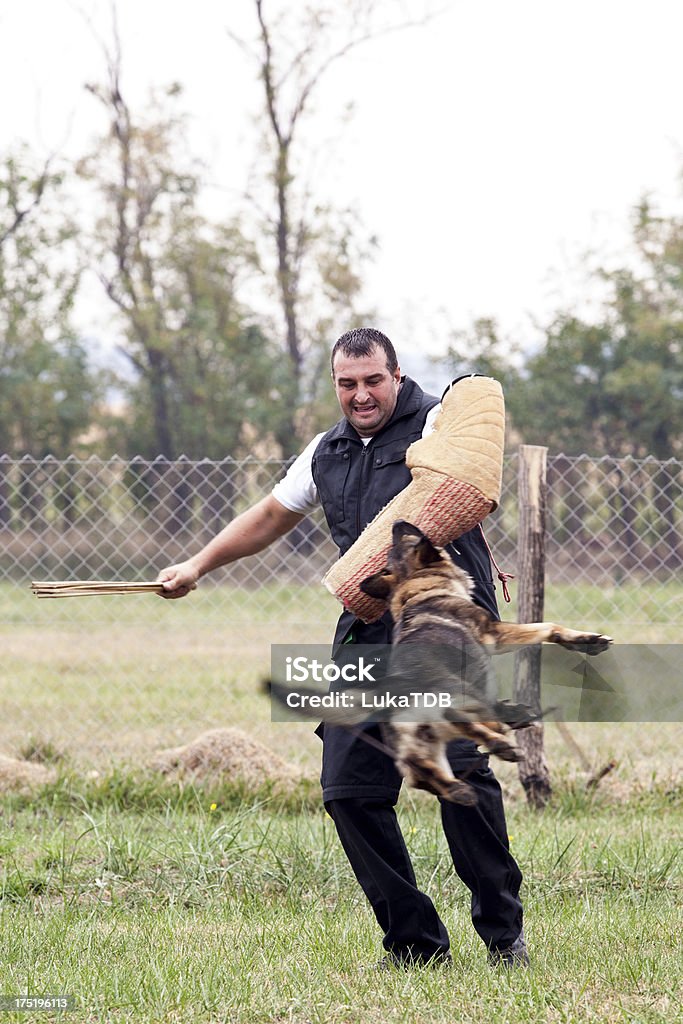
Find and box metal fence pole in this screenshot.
[513,444,552,808]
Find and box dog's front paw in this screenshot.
[587,633,613,655]
[552,630,613,655]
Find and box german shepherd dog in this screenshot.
[269,521,612,805]
[354,521,612,804]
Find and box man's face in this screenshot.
[332,347,402,436]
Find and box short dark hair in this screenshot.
[331,327,398,375]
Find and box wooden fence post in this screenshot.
[513,444,552,808]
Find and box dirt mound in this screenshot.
[151,727,303,792]
[0,754,56,794]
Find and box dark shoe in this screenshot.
[372,951,453,970]
[487,931,529,969]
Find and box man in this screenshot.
[159,327,528,969]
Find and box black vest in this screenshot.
[312,377,499,644]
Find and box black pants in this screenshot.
[320,722,524,961]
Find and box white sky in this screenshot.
[2,0,683,365]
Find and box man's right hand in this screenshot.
[157,561,200,599]
[155,496,304,601]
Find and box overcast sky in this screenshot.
[2,0,683,365]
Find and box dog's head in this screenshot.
[359,521,471,602]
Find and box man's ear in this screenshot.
[359,569,394,599]
[415,536,443,567]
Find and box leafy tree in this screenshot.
[0,148,100,458]
[440,316,522,385]
[442,204,683,463]
[442,196,683,563]
[79,39,286,460]
[606,198,683,460]
[508,228,683,461]
[504,316,618,455]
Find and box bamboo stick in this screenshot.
[31,581,165,598]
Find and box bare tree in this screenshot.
[80,20,285,461]
[80,28,185,456]
[232,0,438,451]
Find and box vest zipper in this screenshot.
[356,441,373,537]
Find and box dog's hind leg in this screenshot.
[394,723,478,805]
[442,706,523,762]
[442,776,478,805]
[402,756,478,805]
[455,720,524,763]
[486,738,524,763]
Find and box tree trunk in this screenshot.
[273,145,303,457]
[612,459,639,576]
[18,457,45,529]
[0,456,11,527]
[147,348,174,457]
[653,462,682,569]
[198,460,236,541]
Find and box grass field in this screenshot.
[1,578,681,766]
[0,768,680,1023]
[0,580,681,1021]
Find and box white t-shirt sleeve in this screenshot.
[271,433,324,514]
[270,406,441,515]
[423,403,440,436]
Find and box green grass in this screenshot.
[0,773,680,1023]
[1,578,681,767]
[0,579,340,767]
[1,579,681,1021]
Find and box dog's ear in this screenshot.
[359,568,395,599]
[414,535,443,567]
[392,520,425,545]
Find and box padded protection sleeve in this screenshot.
[322,376,505,622]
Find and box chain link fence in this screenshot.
[1,451,681,765]
[0,453,337,592]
